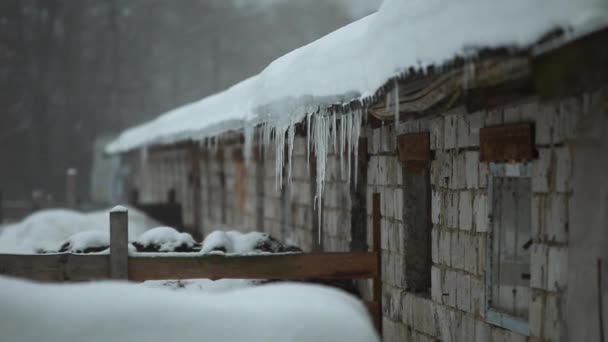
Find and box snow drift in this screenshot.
[0,276,379,342]
[0,207,160,254]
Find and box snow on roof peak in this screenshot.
[107,0,608,154]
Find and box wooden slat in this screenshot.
[397,132,431,162]
[128,252,378,281]
[480,123,534,162]
[0,254,109,282]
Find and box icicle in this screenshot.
[331,110,338,155]
[274,126,286,191]
[346,112,352,183]
[243,122,254,167]
[339,114,346,178]
[287,120,295,186]
[306,112,311,171]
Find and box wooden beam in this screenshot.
[0,254,108,281]
[128,252,378,281]
[397,132,431,162]
[480,123,535,162]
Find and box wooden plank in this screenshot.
[0,254,108,281]
[480,123,534,162]
[110,207,129,279]
[397,132,431,162]
[372,193,383,337]
[128,252,378,281]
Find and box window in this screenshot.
[486,162,532,336]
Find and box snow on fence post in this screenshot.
[110,206,129,279]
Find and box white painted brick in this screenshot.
[459,191,473,231]
[554,146,572,193]
[530,243,548,290]
[547,246,568,292]
[468,111,484,147]
[432,190,441,225]
[473,192,488,233]
[532,148,551,193]
[429,116,444,150]
[545,194,568,243]
[465,151,479,189]
[447,191,459,229]
[451,152,467,190]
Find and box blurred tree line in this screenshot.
[0,0,376,205]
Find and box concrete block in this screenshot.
[532,148,551,193]
[468,111,484,147]
[444,114,458,149]
[536,103,558,145]
[451,152,467,190]
[438,230,452,266]
[473,192,488,233]
[554,146,572,193]
[531,194,543,240]
[457,113,470,148]
[456,313,476,342]
[503,104,521,123]
[431,227,439,264]
[447,191,459,229]
[432,190,442,225]
[431,266,443,303]
[459,191,473,231]
[470,276,485,317]
[544,295,566,341]
[477,236,487,275]
[547,246,568,292]
[429,116,444,150]
[456,272,471,312]
[545,194,568,243]
[410,295,436,336]
[444,269,458,308]
[465,151,480,189]
[557,96,581,142]
[464,233,478,274]
[479,162,489,188]
[382,284,403,321]
[475,320,490,342]
[485,108,503,126]
[529,290,545,338]
[530,243,548,290]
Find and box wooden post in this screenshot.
[110,206,129,279]
[372,192,383,336]
[66,168,78,209]
[0,189,3,223]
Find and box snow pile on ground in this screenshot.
[58,230,109,254]
[132,227,197,252]
[201,230,301,254]
[0,207,160,254]
[0,276,379,342]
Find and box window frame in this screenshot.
[484,162,532,336]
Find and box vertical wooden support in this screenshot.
[0,189,3,223]
[350,137,368,251]
[110,206,129,280]
[189,144,202,239]
[66,168,78,209]
[372,192,383,336]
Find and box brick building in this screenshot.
[107,5,608,341]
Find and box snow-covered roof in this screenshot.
[106,0,608,154]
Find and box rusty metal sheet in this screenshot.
[397,132,431,162]
[480,123,534,162]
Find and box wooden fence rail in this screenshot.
[0,193,384,334]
